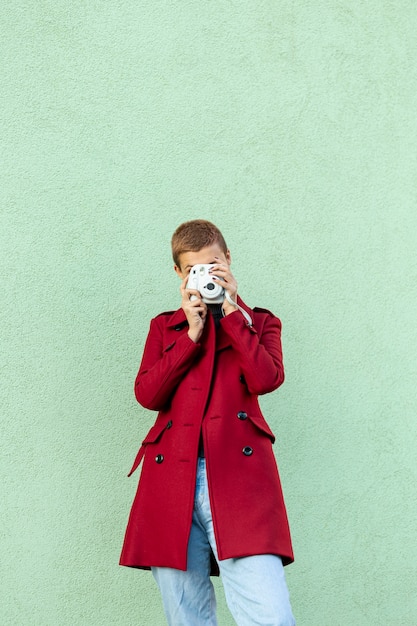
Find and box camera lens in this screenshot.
[206,283,215,291]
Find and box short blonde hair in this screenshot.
[171,220,228,268]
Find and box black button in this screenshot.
[155,454,164,464]
[239,375,246,384]
[237,411,248,420]
[242,446,253,456]
[166,420,173,429]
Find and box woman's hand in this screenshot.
[209,257,238,316]
[180,276,207,343]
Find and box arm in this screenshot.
[209,259,284,395]
[134,316,201,411]
[135,278,208,410]
[220,309,284,395]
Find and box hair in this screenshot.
[171,220,228,268]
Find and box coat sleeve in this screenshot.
[134,316,201,411]
[219,309,284,395]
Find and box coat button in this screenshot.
[242,446,253,456]
[239,375,246,384]
[166,420,173,429]
[155,454,164,464]
[237,411,248,420]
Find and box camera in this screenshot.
[186,264,225,304]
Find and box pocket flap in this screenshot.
[142,419,169,444]
[127,419,168,477]
[248,414,276,443]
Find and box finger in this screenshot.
[180,276,190,293]
[211,258,230,270]
[209,266,234,280]
[209,263,226,272]
[183,288,203,300]
[212,275,236,289]
[211,275,227,286]
[209,271,228,284]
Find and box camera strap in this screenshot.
[224,292,253,327]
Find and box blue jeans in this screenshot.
[152,458,295,626]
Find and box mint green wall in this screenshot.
[2,2,417,624]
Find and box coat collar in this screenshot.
[167,297,254,350]
[167,296,253,326]
[167,308,188,329]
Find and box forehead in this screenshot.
[178,243,227,270]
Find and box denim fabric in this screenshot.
[152,458,295,626]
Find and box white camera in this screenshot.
[186,264,225,304]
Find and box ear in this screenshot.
[226,249,232,265]
[174,264,184,278]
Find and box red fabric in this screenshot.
[120,297,294,573]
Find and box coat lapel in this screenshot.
[167,308,188,330]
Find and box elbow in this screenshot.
[248,369,285,396]
[274,368,285,391]
[134,381,164,411]
[134,382,150,408]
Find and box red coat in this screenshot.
[120,297,294,573]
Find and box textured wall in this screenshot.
[2,1,417,624]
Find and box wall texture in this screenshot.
[2,1,417,624]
